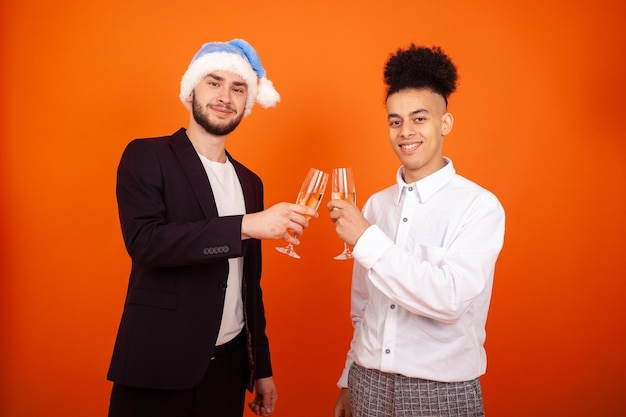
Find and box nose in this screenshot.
[400,123,416,138]
[216,86,232,103]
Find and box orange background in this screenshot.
[2,0,626,416]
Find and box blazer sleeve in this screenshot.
[116,138,244,268]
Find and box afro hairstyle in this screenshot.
[384,44,458,105]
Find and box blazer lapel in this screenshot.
[170,129,219,219]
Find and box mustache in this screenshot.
[210,103,235,112]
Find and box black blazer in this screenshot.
[107,128,271,391]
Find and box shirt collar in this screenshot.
[394,157,456,205]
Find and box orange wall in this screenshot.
[2,1,626,416]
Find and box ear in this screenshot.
[441,112,454,136]
[185,90,194,104]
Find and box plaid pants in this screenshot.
[348,363,485,417]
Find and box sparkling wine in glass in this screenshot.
[275,167,329,259]
[332,167,356,260]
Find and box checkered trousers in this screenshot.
[348,363,485,417]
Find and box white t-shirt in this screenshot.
[198,154,245,345]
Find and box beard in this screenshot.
[192,94,244,136]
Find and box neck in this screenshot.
[186,122,227,163]
[403,158,446,183]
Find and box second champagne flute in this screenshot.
[275,167,329,259]
[331,167,357,260]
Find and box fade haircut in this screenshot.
[384,44,458,105]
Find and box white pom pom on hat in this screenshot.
[179,38,280,116]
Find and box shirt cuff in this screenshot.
[353,225,393,270]
[337,367,350,389]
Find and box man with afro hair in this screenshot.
[328,44,506,416]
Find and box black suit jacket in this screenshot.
[107,128,271,391]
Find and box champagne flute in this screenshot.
[331,167,356,260]
[275,167,329,259]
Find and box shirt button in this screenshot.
[408,187,413,191]
[219,281,227,291]
[385,349,391,354]
[390,304,396,309]
[402,218,408,222]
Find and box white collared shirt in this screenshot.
[338,158,505,387]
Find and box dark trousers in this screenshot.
[108,332,248,417]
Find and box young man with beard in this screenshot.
[107,39,316,417]
[328,45,506,416]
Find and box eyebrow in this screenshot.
[206,73,248,87]
[387,108,428,120]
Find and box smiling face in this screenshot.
[187,70,248,136]
[386,88,454,183]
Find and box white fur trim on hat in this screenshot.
[256,78,280,108]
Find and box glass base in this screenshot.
[334,251,353,260]
[276,245,301,259]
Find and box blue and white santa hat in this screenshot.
[179,39,280,116]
